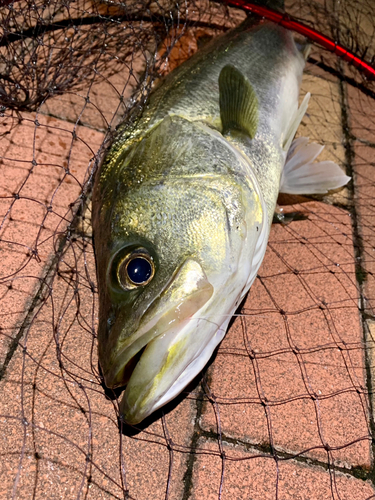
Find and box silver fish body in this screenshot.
[92,20,312,424]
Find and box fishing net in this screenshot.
[0,0,374,498]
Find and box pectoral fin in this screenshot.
[219,64,259,139]
[280,137,351,195]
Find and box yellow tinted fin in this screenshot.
[219,65,259,139]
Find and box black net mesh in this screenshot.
[0,1,375,499]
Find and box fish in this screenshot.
[92,6,350,425]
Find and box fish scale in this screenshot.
[92,15,349,424]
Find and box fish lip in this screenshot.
[101,275,178,389]
[119,306,235,425]
[102,307,185,390]
[119,317,231,426]
[101,258,214,390]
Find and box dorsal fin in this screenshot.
[219,65,259,139]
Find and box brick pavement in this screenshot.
[1,4,375,500]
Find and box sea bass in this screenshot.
[92,15,349,424]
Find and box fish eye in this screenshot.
[117,249,155,290]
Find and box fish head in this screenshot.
[92,115,265,424]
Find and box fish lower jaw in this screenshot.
[101,312,191,392]
[102,339,154,391]
[119,315,233,425]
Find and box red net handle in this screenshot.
[225,0,375,80]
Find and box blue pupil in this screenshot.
[127,257,152,284]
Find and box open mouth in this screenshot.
[104,310,193,389]
[117,301,235,425]
[117,347,146,388]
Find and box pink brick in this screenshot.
[200,202,371,469]
[190,439,374,500]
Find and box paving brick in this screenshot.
[0,114,103,365]
[200,202,371,469]
[0,209,196,499]
[347,85,375,144]
[190,439,375,500]
[300,74,345,165]
[299,72,351,207]
[1,4,374,499]
[352,143,375,315]
[40,32,148,132]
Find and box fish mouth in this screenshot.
[102,258,214,424]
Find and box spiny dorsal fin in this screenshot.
[219,65,259,139]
